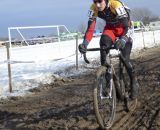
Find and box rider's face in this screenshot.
[93,0,106,11]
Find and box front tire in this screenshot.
[93,66,116,129]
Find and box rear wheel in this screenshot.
[93,66,116,129]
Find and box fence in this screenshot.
[133,30,160,49]
[0,29,160,97]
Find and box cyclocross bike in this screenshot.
[83,45,137,129]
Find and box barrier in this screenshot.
[0,29,159,95]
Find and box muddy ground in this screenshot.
[0,47,160,130]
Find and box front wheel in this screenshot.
[93,66,116,129]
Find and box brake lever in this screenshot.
[83,53,90,64]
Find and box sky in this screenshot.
[0,0,160,37]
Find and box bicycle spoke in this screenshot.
[95,75,116,127]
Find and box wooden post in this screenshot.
[76,33,79,70]
[7,29,12,93]
[142,31,145,48]
[153,31,156,45]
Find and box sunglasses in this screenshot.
[93,0,103,4]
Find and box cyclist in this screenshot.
[78,0,138,100]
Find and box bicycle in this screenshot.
[83,45,137,129]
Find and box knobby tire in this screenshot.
[93,66,116,129]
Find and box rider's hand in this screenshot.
[78,40,89,54]
[115,36,127,50]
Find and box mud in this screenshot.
[0,46,160,130]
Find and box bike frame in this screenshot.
[84,47,124,98]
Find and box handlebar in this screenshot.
[86,47,116,51]
[83,46,121,64]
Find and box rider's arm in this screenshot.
[83,4,97,44]
[84,19,96,43]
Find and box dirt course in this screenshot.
[0,46,160,130]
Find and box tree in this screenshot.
[131,8,159,25]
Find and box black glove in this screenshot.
[78,40,89,54]
[115,36,127,50]
[79,44,87,54]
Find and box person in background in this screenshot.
[79,0,139,100]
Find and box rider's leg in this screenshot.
[99,35,113,66]
[121,38,139,99]
[99,35,113,97]
[121,37,132,61]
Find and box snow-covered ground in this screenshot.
[0,30,160,98]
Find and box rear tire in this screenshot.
[93,66,116,129]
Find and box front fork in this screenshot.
[101,66,113,99]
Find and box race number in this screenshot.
[88,10,94,18]
[116,7,127,17]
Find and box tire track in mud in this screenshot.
[111,92,160,130]
[110,102,137,130]
[131,94,160,130]
[115,80,159,126]
[110,47,160,130]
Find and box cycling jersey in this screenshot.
[84,0,129,42]
[89,0,128,23]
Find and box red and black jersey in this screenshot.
[84,0,130,43]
